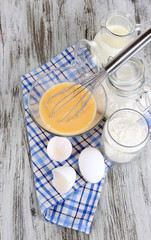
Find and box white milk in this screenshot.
[92,25,133,65]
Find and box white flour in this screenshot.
[109,117,146,146]
[102,117,147,163]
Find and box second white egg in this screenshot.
[78,147,105,183]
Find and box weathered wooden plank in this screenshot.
[0,0,151,240]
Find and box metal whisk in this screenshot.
[47,27,151,122]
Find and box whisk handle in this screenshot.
[104,26,151,75]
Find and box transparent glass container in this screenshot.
[92,10,141,64]
[94,57,151,119]
[100,109,149,163]
[28,67,107,137]
[74,10,141,68]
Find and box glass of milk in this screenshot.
[74,11,141,68]
[100,108,149,164]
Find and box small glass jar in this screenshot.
[100,109,149,163]
[94,57,151,118]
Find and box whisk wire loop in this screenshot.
[48,70,107,121]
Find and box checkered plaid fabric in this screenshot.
[21,45,112,234]
[144,110,151,136]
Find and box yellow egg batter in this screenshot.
[40,82,96,134]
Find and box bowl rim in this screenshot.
[28,66,108,137]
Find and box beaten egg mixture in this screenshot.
[40,83,96,134]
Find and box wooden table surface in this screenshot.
[1,1,151,240]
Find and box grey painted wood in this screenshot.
[1,0,151,239]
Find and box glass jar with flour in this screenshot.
[100,109,149,163]
[94,57,151,119]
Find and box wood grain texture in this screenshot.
[0,0,151,239]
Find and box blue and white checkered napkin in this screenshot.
[144,110,151,135]
[21,45,112,234]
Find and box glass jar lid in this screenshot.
[108,57,145,97]
[109,57,144,87]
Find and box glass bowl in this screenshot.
[28,67,107,137]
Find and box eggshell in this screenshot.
[78,147,105,183]
[47,136,72,162]
[52,166,76,194]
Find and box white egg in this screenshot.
[52,166,76,194]
[47,136,72,162]
[78,147,105,183]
